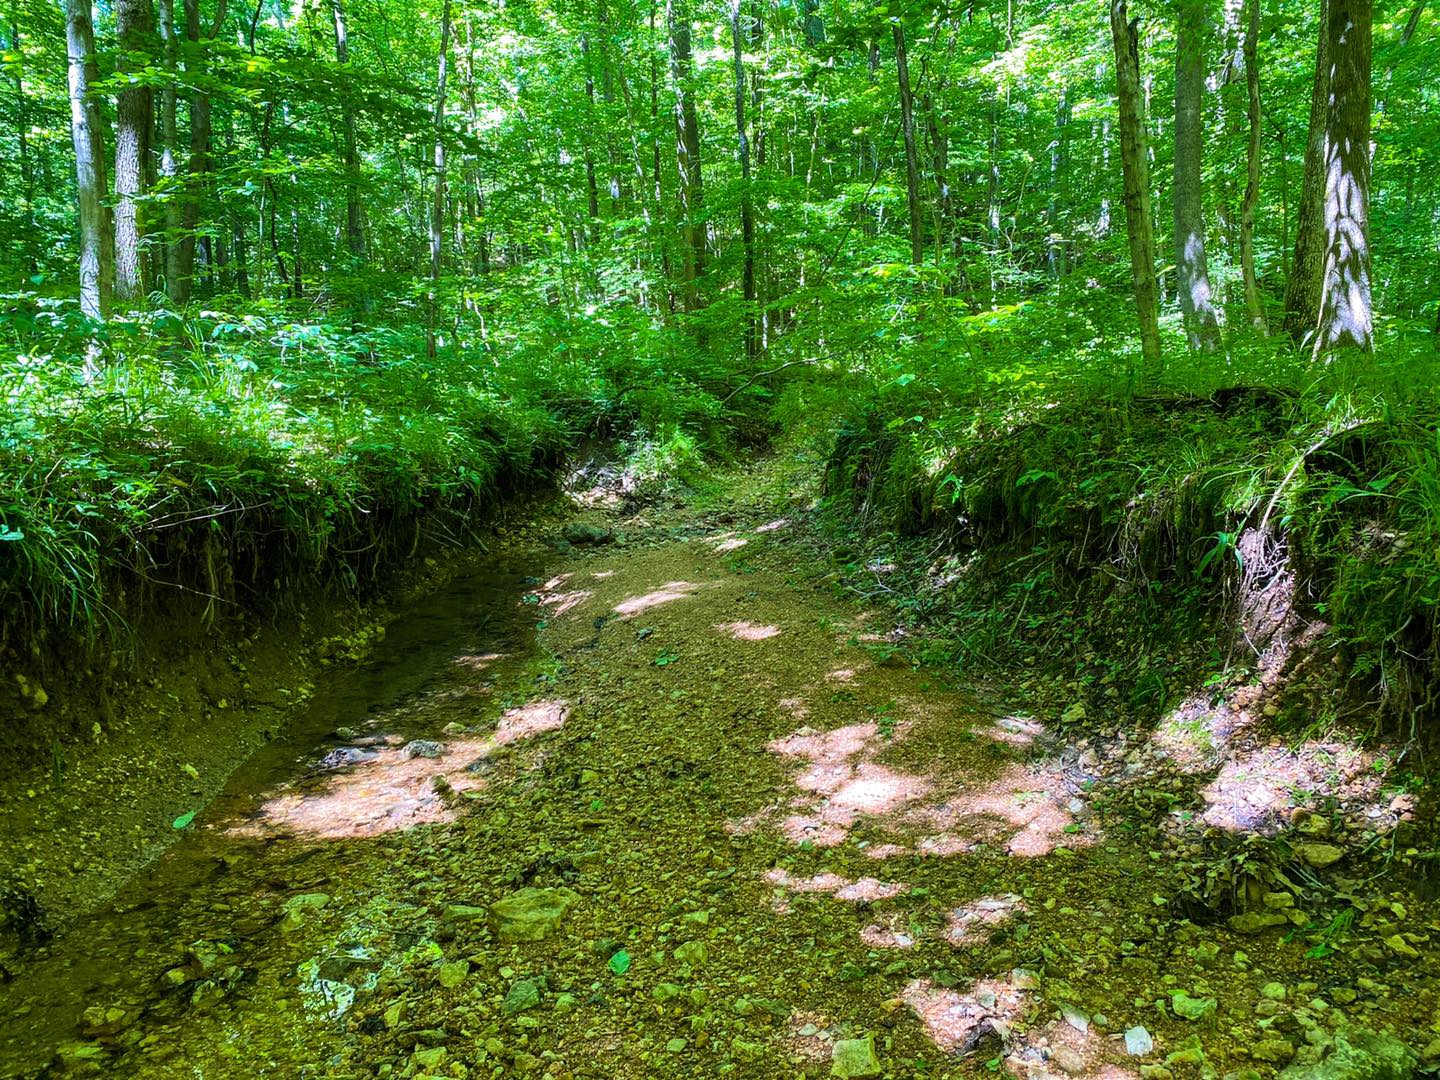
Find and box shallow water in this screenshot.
[0,553,548,1077]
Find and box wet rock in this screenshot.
[501,977,543,1015]
[830,1035,882,1078]
[182,940,234,977]
[441,903,487,923]
[411,1046,448,1070]
[79,1005,134,1039]
[490,887,579,942]
[562,523,614,546]
[438,959,469,988]
[1278,1028,1417,1080]
[1126,1027,1155,1056]
[1170,991,1216,1021]
[674,940,708,967]
[317,953,382,982]
[315,746,379,770]
[52,1042,108,1074]
[402,739,444,760]
[1228,911,1289,934]
[1253,1040,1297,1065]
[278,892,330,933]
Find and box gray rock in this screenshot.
[1126,1026,1155,1056]
[402,739,444,760]
[490,887,579,942]
[561,522,614,546]
[831,1035,882,1078]
[1278,1029,1417,1080]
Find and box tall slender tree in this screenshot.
[1314,0,1374,352]
[114,0,155,304]
[1110,0,1162,367]
[1239,0,1268,333]
[893,21,923,267]
[426,0,453,358]
[1173,0,1222,350]
[731,0,757,357]
[668,0,706,309]
[331,0,365,261]
[64,0,110,320]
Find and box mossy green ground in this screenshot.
[0,459,1434,1078]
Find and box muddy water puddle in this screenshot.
[0,554,552,1077]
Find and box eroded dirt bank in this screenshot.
[0,461,1434,1078]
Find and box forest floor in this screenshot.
[0,454,1434,1079]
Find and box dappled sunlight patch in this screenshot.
[916,834,977,857]
[900,761,1096,858]
[230,736,490,840]
[944,894,1024,946]
[613,580,712,617]
[769,722,878,762]
[861,842,910,860]
[713,536,749,552]
[826,667,858,682]
[755,518,790,533]
[494,699,569,744]
[541,589,592,617]
[765,868,908,903]
[591,570,615,579]
[902,975,1027,1055]
[716,620,781,641]
[1197,737,1392,834]
[1149,697,1224,772]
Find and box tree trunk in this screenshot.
[1174,0,1222,351]
[114,0,155,306]
[330,0,365,260]
[731,0,757,357]
[158,0,181,298]
[1047,88,1071,279]
[893,21,923,267]
[1110,0,1163,369]
[175,0,225,303]
[1314,0,1373,352]
[426,0,452,359]
[1239,0,1268,333]
[65,0,111,320]
[668,0,705,309]
[8,1,38,273]
[580,33,602,240]
[1282,0,1330,340]
[924,93,955,277]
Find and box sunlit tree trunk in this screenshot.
[426,0,452,359]
[330,0,365,261]
[1314,0,1373,352]
[1283,0,1330,340]
[1110,0,1163,369]
[731,0,757,357]
[1174,0,1222,351]
[668,0,705,309]
[1239,0,1269,333]
[114,0,155,306]
[65,0,111,320]
[924,93,955,279]
[893,21,923,267]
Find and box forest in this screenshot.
[1,0,1440,1072]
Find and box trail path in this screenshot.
[0,465,1430,1078]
